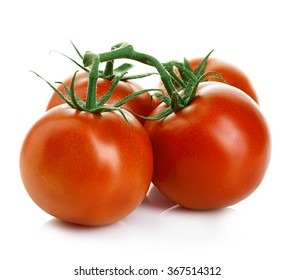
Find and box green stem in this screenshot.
[97,43,176,97]
[131,51,175,96]
[85,55,100,110]
[104,60,114,77]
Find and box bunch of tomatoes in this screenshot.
[19,42,271,226]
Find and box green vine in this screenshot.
[34,42,222,122]
[83,43,220,115]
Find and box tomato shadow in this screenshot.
[142,184,176,211]
[41,217,129,240]
[160,204,237,221]
[42,217,120,230]
[40,185,239,245]
[143,185,237,220]
[157,204,239,245]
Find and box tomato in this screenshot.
[20,104,153,226]
[144,82,271,209]
[187,57,259,103]
[46,71,157,124]
[158,57,259,104]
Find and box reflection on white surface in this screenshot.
[160,205,238,245]
[42,217,129,237]
[40,185,240,251]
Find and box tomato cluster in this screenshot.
[20,43,271,226]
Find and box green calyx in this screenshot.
[32,52,155,124]
[158,50,225,111]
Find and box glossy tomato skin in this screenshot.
[46,71,157,124]
[20,105,153,226]
[188,57,259,103]
[144,82,271,209]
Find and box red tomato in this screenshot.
[188,57,259,103]
[158,57,259,104]
[20,105,153,226]
[46,71,157,124]
[144,82,271,209]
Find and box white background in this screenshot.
[1,0,293,279]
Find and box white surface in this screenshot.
[1,0,293,279]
